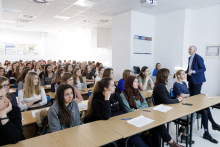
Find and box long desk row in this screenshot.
[4,94,220,147]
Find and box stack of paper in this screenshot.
[78,103,88,110]
[45,85,51,88]
[127,115,155,128]
[152,104,173,113]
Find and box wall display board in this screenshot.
[205,45,220,58]
[28,44,38,55]
[5,43,16,55]
[133,35,152,54]
[17,44,28,55]
[0,42,4,55]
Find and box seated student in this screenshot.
[138,66,154,91]
[0,67,7,77]
[85,77,149,147]
[95,66,104,83]
[3,60,8,69]
[10,66,21,84]
[7,62,17,79]
[79,63,84,74]
[47,84,83,133]
[41,64,55,86]
[0,76,17,106]
[152,63,161,76]
[39,65,45,80]
[173,70,220,144]
[32,62,41,75]
[117,69,132,93]
[103,68,120,94]
[95,62,103,75]
[121,76,183,147]
[18,72,47,111]
[64,63,73,75]
[6,62,11,72]
[82,65,95,82]
[26,62,32,69]
[61,73,84,102]
[51,69,64,92]
[73,68,86,89]
[17,68,31,92]
[0,85,25,146]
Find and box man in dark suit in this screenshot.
[186,46,206,96]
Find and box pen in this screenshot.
[121,118,132,120]
[143,110,151,112]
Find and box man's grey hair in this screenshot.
[190,46,197,50]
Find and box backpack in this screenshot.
[35,109,49,136]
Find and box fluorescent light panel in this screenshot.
[2,8,21,13]
[54,16,70,20]
[74,0,97,8]
[1,20,15,23]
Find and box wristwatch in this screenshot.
[0,117,9,120]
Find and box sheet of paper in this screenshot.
[152,104,173,113]
[81,100,89,106]
[78,103,88,110]
[21,116,24,121]
[31,108,49,117]
[127,115,154,128]
[45,85,51,88]
[207,97,215,99]
[148,90,153,93]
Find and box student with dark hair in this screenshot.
[117,69,132,93]
[48,84,83,133]
[26,62,32,69]
[0,85,25,146]
[82,65,95,82]
[10,66,22,84]
[0,67,7,77]
[137,66,154,91]
[51,69,64,92]
[17,68,31,92]
[41,64,55,86]
[95,66,104,83]
[121,76,184,147]
[85,77,148,147]
[64,63,73,74]
[7,62,17,79]
[73,68,86,89]
[103,68,120,94]
[0,76,17,106]
[152,63,161,76]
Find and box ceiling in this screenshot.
[0,0,220,33]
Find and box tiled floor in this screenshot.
[164,108,220,147]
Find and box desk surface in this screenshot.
[5,121,122,147]
[9,88,16,93]
[42,85,51,90]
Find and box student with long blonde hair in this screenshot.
[73,68,86,89]
[32,62,41,75]
[18,72,47,111]
[51,69,64,92]
[61,73,84,102]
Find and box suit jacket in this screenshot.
[153,83,179,105]
[186,53,206,84]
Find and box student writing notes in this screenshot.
[0,85,25,146]
[47,84,83,133]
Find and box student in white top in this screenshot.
[95,66,104,83]
[73,68,86,89]
[18,72,47,111]
[32,62,41,75]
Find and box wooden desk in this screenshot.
[42,85,51,93]
[10,84,14,88]
[9,88,16,94]
[4,121,122,147]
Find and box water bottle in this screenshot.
[55,83,58,94]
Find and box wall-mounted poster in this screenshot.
[28,44,38,55]
[5,43,16,55]
[133,35,152,54]
[0,42,4,55]
[17,44,28,55]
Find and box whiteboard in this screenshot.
[133,35,152,54]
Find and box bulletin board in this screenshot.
[205,45,220,58]
[133,35,152,54]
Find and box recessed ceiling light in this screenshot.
[1,20,15,23]
[100,19,108,22]
[2,8,21,13]
[19,14,37,19]
[28,0,53,4]
[74,0,97,8]
[42,24,53,27]
[54,16,70,20]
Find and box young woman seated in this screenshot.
[0,85,24,146]
[51,69,64,92]
[73,68,87,89]
[173,70,220,144]
[85,77,149,147]
[32,62,41,75]
[41,64,55,86]
[121,75,183,147]
[94,62,103,76]
[138,66,154,91]
[117,69,132,93]
[152,63,161,76]
[61,73,84,102]
[64,63,73,75]
[82,65,95,82]
[18,72,47,111]
[17,68,31,92]
[103,68,120,94]
[10,66,22,84]
[95,66,104,83]
[0,67,7,77]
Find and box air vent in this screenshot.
[17,19,33,23]
[28,0,53,4]
[19,14,37,19]
[100,19,108,22]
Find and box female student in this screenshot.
[10,66,21,84]
[51,69,65,92]
[61,73,84,102]
[95,66,104,83]
[137,66,154,91]
[103,68,120,94]
[48,84,83,133]
[18,72,47,111]
[39,65,45,80]
[117,69,132,93]
[0,67,7,77]
[121,75,184,147]
[173,70,220,144]
[7,62,17,79]
[82,65,95,82]
[41,64,55,86]
[94,62,103,76]
[65,63,73,74]
[0,85,24,146]
[73,68,87,89]
[85,77,149,147]
[152,63,161,76]
[32,62,41,75]
[17,68,31,92]
[79,63,84,74]
[0,76,17,106]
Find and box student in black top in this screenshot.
[51,69,64,92]
[103,68,120,94]
[82,65,95,82]
[0,85,24,146]
[85,77,148,147]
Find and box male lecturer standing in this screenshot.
[186,46,206,96]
